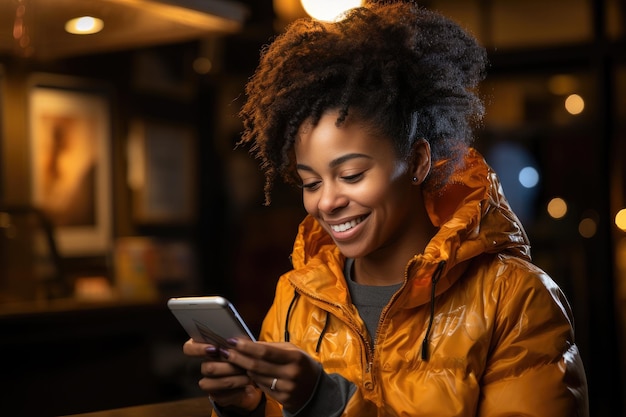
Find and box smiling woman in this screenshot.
[181,2,589,416]
[294,110,433,273]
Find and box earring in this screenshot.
[412,177,418,183]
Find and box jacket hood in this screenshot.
[289,148,531,306]
[422,148,530,267]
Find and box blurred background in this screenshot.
[0,0,624,415]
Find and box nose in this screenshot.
[317,182,348,214]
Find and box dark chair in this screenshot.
[0,205,69,302]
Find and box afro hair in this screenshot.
[238,1,488,204]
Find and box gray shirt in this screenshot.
[344,258,402,345]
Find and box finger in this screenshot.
[223,341,310,381]
[267,376,279,393]
[230,339,299,365]
[183,338,216,357]
[253,375,296,409]
[198,373,252,392]
[201,360,246,377]
[248,369,300,393]
[219,345,277,376]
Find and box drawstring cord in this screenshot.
[283,289,328,352]
[284,291,299,342]
[421,260,446,361]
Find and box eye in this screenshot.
[300,180,321,191]
[342,172,364,183]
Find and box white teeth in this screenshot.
[330,217,362,232]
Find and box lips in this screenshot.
[329,216,364,233]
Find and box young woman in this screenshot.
[183,2,589,416]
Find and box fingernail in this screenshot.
[226,338,238,346]
[205,346,217,355]
[219,348,230,359]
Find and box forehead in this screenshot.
[294,110,394,161]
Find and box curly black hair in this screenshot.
[238,1,488,204]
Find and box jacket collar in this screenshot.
[288,148,531,307]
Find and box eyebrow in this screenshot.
[296,153,373,172]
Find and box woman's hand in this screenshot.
[221,338,322,413]
[183,338,263,412]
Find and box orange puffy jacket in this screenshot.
[256,149,588,416]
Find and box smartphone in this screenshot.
[167,296,256,348]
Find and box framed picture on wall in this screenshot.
[127,119,196,224]
[28,74,112,257]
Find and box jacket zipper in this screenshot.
[369,257,425,374]
[292,286,375,387]
[372,258,414,346]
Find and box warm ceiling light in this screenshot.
[65,16,104,35]
[300,0,362,22]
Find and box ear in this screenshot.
[410,139,431,185]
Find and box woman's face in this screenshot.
[294,110,420,259]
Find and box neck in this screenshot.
[353,201,437,286]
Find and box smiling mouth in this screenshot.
[330,217,364,233]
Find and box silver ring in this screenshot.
[270,377,278,391]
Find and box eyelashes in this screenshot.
[299,172,365,191]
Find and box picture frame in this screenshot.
[127,119,196,224]
[28,74,112,257]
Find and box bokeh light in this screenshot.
[519,166,539,188]
[565,94,585,115]
[547,197,568,219]
[616,208,626,232]
[579,217,597,238]
[485,142,539,225]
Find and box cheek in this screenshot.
[362,163,409,206]
[366,178,413,221]
[358,175,400,206]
